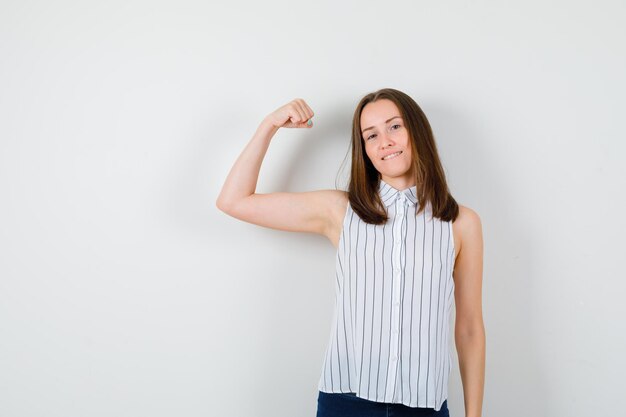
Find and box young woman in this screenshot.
[216,88,485,417]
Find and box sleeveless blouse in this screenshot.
[317,179,456,412]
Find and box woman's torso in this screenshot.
[317,181,458,411]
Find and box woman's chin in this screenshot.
[378,167,412,179]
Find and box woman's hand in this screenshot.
[264,98,314,129]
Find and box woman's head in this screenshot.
[348,88,458,224]
[358,97,414,188]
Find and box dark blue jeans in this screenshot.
[316,391,450,417]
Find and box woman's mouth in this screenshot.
[382,151,402,160]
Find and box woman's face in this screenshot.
[360,99,414,188]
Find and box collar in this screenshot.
[378,179,418,207]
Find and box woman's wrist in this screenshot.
[259,116,280,134]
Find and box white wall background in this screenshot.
[1,1,624,416]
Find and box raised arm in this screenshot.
[215,99,346,241]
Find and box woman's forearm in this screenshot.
[456,329,486,417]
[216,99,314,212]
[216,118,279,211]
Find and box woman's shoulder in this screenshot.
[454,204,481,225]
[330,189,349,205]
[327,189,349,219]
[304,188,348,222]
[451,204,483,258]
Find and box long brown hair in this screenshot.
[348,88,459,224]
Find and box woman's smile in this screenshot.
[382,150,403,160]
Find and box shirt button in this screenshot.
[394,301,400,306]
[394,268,400,274]
[393,329,399,334]
[392,356,397,361]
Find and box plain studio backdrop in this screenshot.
[1,1,624,416]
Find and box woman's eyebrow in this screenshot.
[362,116,402,134]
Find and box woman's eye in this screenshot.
[367,134,377,140]
[391,124,401,130]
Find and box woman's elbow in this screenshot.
[215,196,233,215]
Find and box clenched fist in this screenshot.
[264,98,314,129]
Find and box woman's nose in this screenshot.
[380,132,394,148]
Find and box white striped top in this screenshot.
[318,179,456,412]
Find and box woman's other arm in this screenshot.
[453,206,486,417]
[216,99,345,239]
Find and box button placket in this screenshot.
[386,193,406,398]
